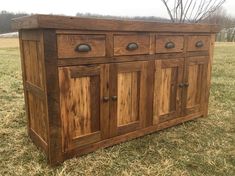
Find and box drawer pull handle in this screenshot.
[195,41,204,48]
[165,42,175,49]
[75,44,91,52]
[126,42,138,51]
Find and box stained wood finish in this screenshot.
[109,61,148,136]
[187,35,210,51]
[153,58,184,124]
[23,40,45,89]
[57,34,106,58]
[59,65,109,151]
[203,34,215,117]
[27,92,48,142]
[113,34,150,56]
[20,30,49,155]
[65,112,203,160]
[156,35,184,53]
[15,15,217,166]
[43,30,63,165]
[183,56,208,115]
[12,15,220,33]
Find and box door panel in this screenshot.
[117,72,139,126]
[183,56,208,115]
[153,58,184,124]
[109,61,148,136]
[59,64,109,151]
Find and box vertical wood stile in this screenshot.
[43,30,63,165]
[203,34,215,117]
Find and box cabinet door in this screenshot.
[109,61,148,136]
[183,56,208,115]
[59,64,109,151]
[153,58,184,124]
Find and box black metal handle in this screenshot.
[184,83,189,87]
[103,96,109,102]
[178,83,184,88]
[111,96,117,101]
[165,42,175,49]
[75,44,91,52]
[126,42,138,51]
[195,41,204,48]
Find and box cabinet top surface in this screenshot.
[12,14,220,33]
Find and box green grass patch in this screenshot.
[0,39,234,175]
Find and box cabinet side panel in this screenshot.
[203,34,215,117]
[20,30,49,153]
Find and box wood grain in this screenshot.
[59,65,106,151]
[156,35,184,53]
[110,61,147,136]
[183,56,208,115]
[12,14,220,33]
[27,92,48,142]
[187,35,210,51]
[153,58,184,124]
[203,34,215,117]
[64,112,203,161]
[19,30,49,155]
[114,34,150,56]
[43,30,63,165]
[57,34,106,58]
[117,72,139,126]
[23,40,44,89]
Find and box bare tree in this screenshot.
[161,0,226,23]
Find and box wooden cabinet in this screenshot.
[13,15,218,165]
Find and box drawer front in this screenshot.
[114,34,150,56]
[156,35,184,53]
[187,35,210,51]
[57,34,106,58]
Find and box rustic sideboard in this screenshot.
[12,15,219,165]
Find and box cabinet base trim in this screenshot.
[63,112,203,162]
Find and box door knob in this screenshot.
[103,96,109,102]
[178,83,184,88]
[184,83,189,87]
[111,96,117,101]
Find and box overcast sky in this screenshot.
[1,0,235,18]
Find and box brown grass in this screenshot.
[0,38,234,175]
[0,38,19,48]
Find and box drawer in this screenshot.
[57,34,106,58]
[156,35,184,53]
[114,34,150,56]
[187,35,210,51]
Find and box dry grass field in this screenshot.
[0,38,234,176]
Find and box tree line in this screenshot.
[0,11,28,34]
